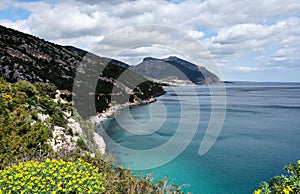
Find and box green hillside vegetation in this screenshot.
[254,160,300,194]
[0,78,183,193]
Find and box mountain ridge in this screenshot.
[131,56,220,85]
[0,25,164,117]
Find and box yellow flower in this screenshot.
[297,160,300,165]
[254,189,261,194]
[0,159,105,193]
[2,94,13,103]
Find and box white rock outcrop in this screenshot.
[45,113,106,154]
[67,118,83,136]
[93,132,106,154]
[38,113,49,122]
[48,126,80,152]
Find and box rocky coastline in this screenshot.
[90,97,156,128]
[89,97,157,152]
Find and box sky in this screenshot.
[0,0,300,82]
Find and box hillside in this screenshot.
[0,78,184,193]
[0,25,183,193]
[0,25,164,117]
[130,56,220,85]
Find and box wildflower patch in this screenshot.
[0,158,106,193]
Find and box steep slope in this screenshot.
[0,25,164,116]
[131,56,220,85]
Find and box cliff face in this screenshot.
[0,25,164,116]
[130,56,220,85]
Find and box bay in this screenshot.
[103,82,300,193]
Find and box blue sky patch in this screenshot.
[196,26,217,39]
[0,7,30,21]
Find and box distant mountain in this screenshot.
[130,56,220,85]
[0,25,164,117]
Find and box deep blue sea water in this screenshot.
[102,82,300,194]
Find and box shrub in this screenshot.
[76,138,89,151]
[34,82,57,98]
[15,80,38,97]
[52,111,67,128]
[0,99,50,168]
[254,160,300,194]
[0,158,105,193]
[80,154,185,194]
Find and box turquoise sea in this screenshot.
[102,82,300,193]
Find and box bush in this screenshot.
[254,160,300,194]
[34,82,57,98]
[0,158,105,193]
[15,80,38,97]
[0,80,50,168]
[52,111,67,128]
[76,138,89,151]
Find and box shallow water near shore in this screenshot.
[104,82,300,193]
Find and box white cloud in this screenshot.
[273,57,287,62]
[0,0,14,10]
[187,30,205,39]
[1,0,300,80]
[233,66,259,72]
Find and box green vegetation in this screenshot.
[0,158,105,193]
[0,78,183,193]
[254,160,300,194]
[0,78,52,168]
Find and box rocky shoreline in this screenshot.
[90,97,156,127]
[89,97,157,153]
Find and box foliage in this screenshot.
[254,160,300,194]
[76,138,89,151]
[0,78,73,167]
[0,158,105,193]
[34,82,57,98]
[134,81,165,100]
[0,78,50,168]
[79,153,185,194]
[0,78,184,193]
[15,80,38,97]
